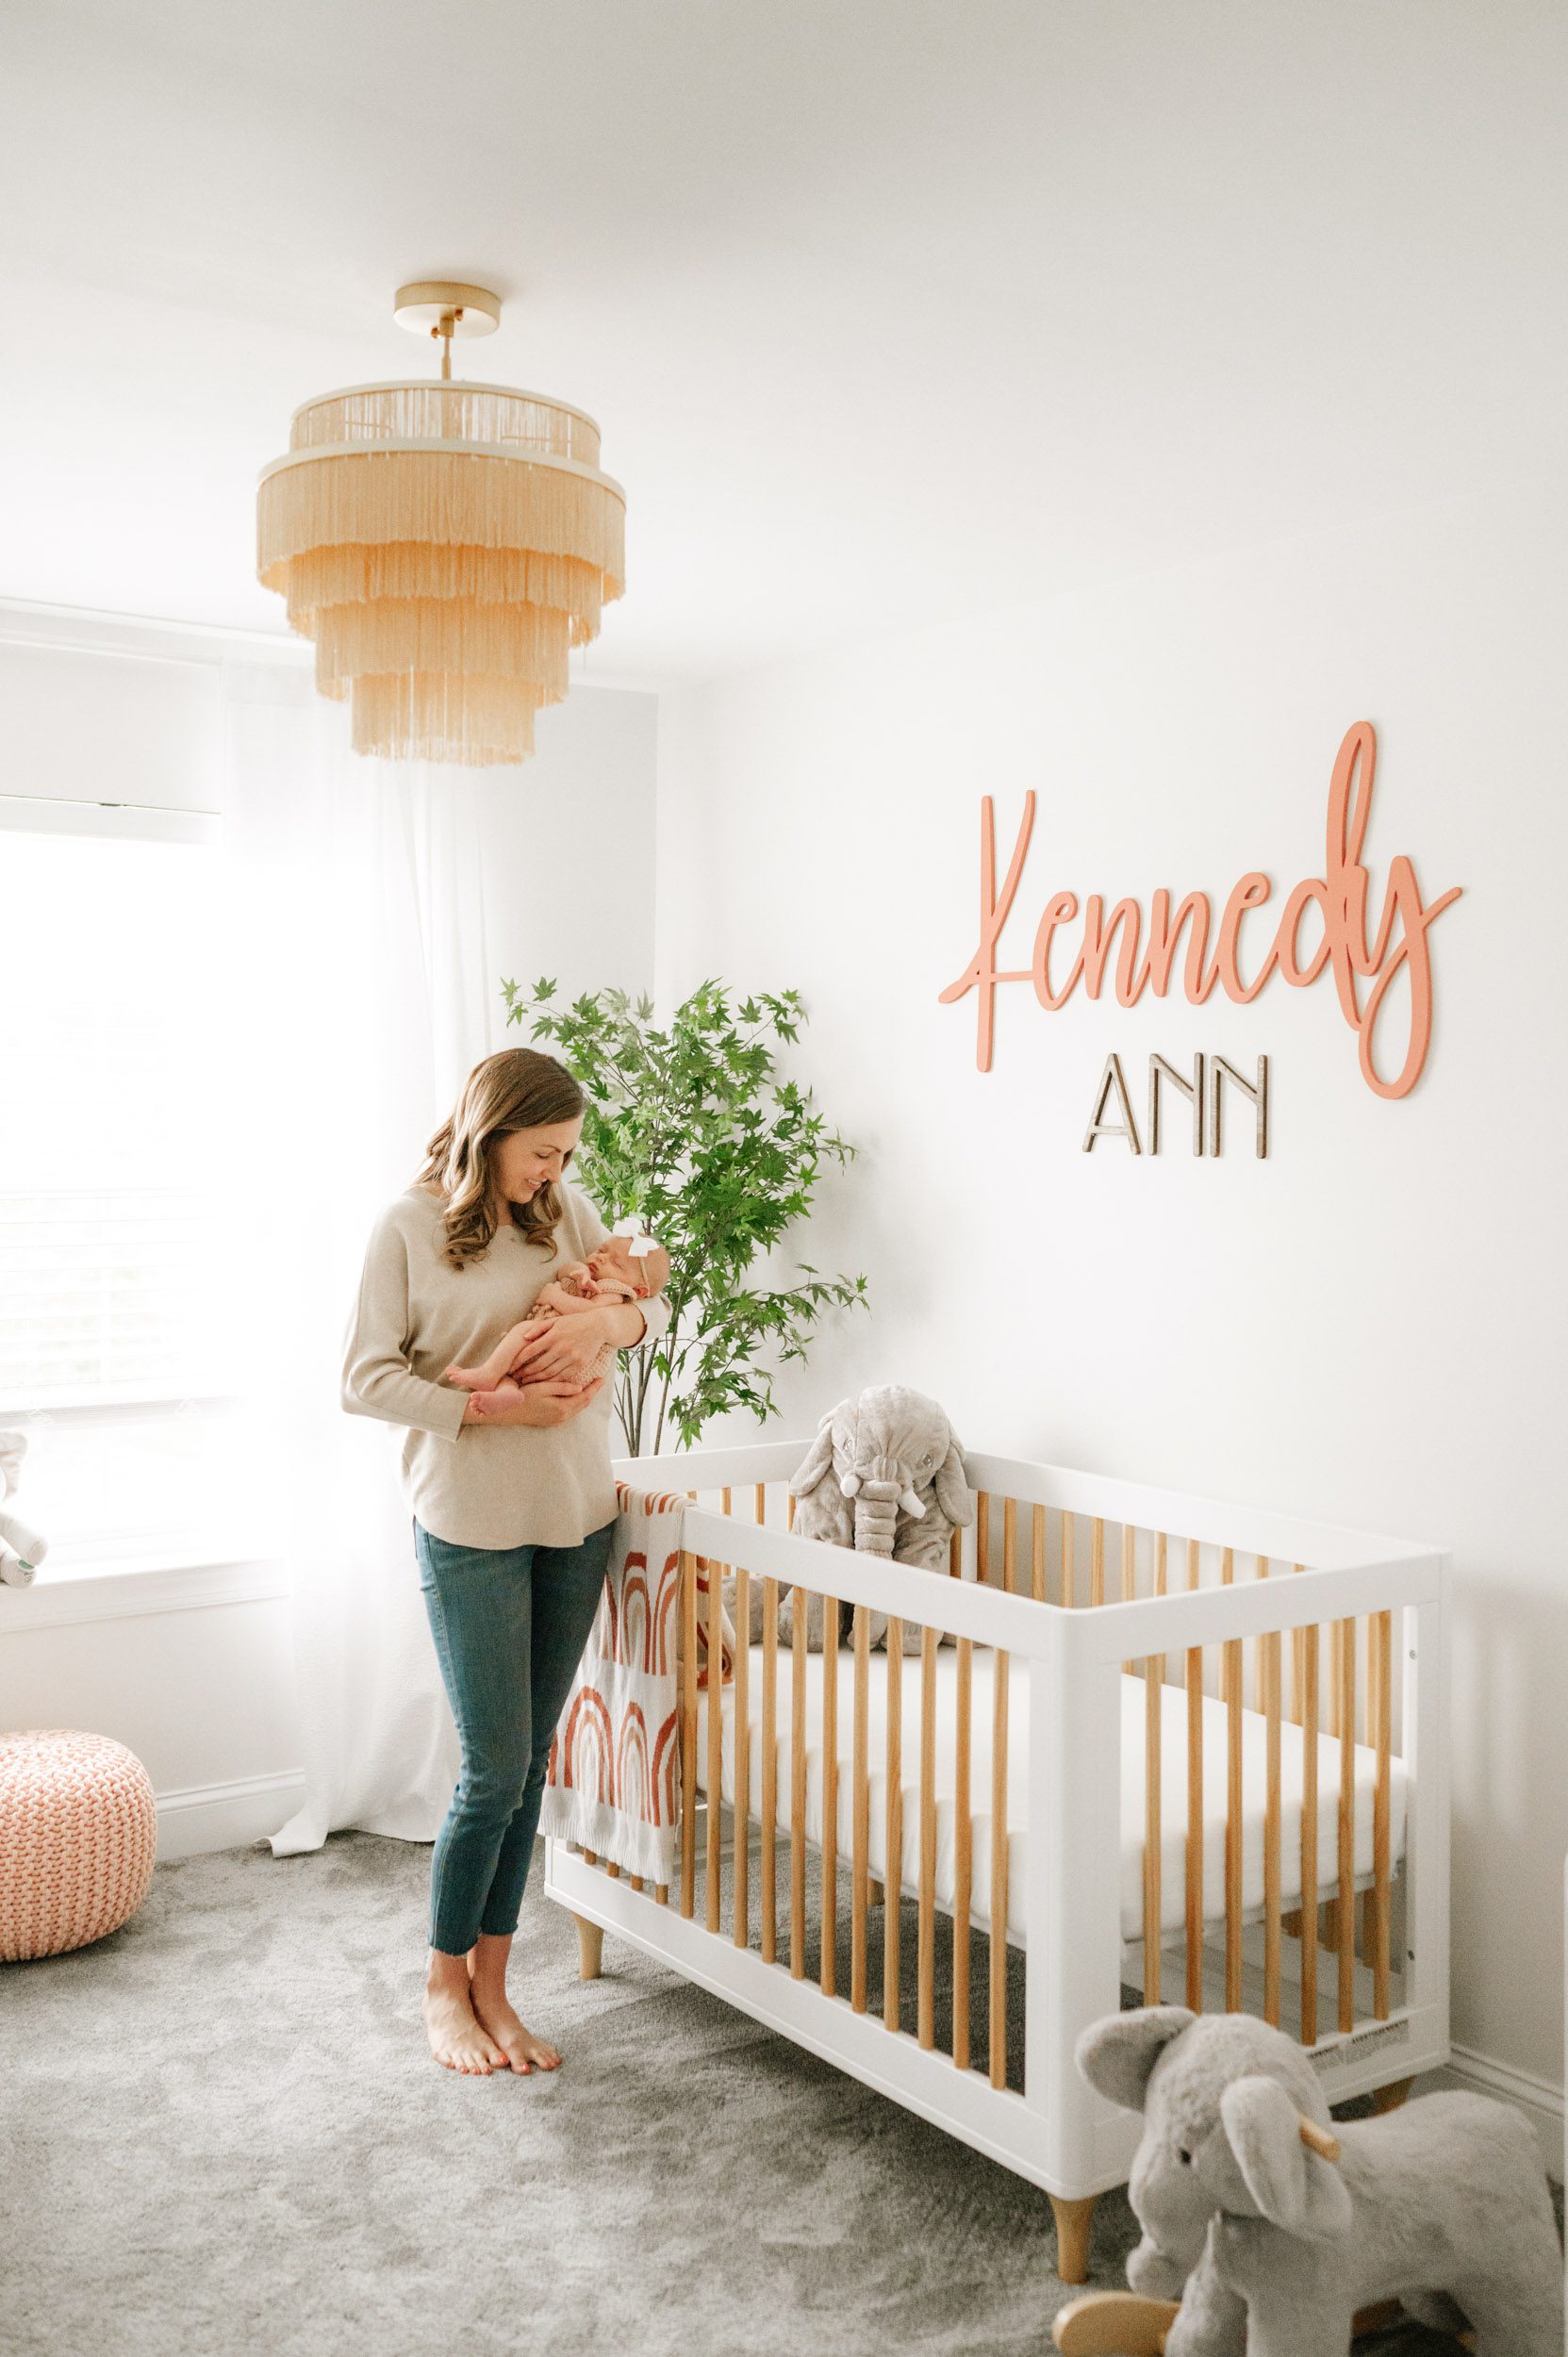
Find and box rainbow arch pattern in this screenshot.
[538,1485,734,1885]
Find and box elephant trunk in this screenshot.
[851,1481,900,1555]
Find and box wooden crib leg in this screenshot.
[1369,2076,1413,2115]
[1048,2193,1099,2285]
[573,1915,605,1981]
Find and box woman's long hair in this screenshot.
[416,1048,586,1271]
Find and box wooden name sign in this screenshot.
[939,721,1461,1104]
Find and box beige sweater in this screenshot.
[341,1182,673,1549]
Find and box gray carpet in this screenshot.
[0,1834,1469,2357]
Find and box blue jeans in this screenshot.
[414,1517,616,1956]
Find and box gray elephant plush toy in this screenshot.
[792,1385,972,1650]
[1077,2005,1564,2357]
[742,1386,973,1652]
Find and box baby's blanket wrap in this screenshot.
[541,1486,734,1886]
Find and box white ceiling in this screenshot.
[3,2,1564,684]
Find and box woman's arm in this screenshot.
[341,1211,468,1442]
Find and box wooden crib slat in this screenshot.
[754,1482,766,1525]
[976,1492,990,1587]
[1222,1548,1242,2013]
[787,1493,796,1531]
[761,1575,779,1964]
[1090,1517,1105,1607]
[884,1618,904,2032]
[1337,1617,1357,2033]
[680,1548,698,1920]
[1372,1609,1393,2018]
[706,1556,723,1935]
[1031,1504,1046,1603]
[820,1594,838,1998]
[851,1604,870,2012]
[1184,1537,1203,2010]
[1002,1496,1016,1593]
[953,1635,973,2066]
[989,1640,1009,2087]
[1144,1654,1162,2005]
[1263,1627,1282,2024]
[733,1566,750,1951]
[791,1585,808,1979]
[721,1486,732,1516]
[949,1526,962,1577]
[1062,1510,1076,1607]
[917,1625,937,2049]
[1301,1619,1320,2043]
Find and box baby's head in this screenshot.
[587,1235,671,1298]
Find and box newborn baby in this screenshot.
[444,1233,671,1394]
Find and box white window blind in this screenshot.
[2,826,251,1567]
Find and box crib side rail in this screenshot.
[960,1453,1437,1576]
[680,1506,1058,1659]
[618,1442,1437,1581]
[614,1438,816,1492]
[1065,1550,1444,1659]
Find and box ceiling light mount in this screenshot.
[392,281,502,338]
[394,281,502,383]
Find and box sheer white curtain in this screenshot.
[218,658,497,1853]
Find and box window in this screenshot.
[2,818,256,1571]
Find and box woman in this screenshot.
[341,1047,670,2077]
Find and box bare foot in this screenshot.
[469,1980,562,2076]
[423,1981,507,2075]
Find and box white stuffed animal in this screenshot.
[0,1429,48,1588]
[1075,2005,1563,2357]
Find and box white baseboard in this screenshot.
[156,1769,305,1860]
[1420,2045,1564,2180]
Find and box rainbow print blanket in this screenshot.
[540,1484,732,1887]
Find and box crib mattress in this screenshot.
[695,1644,1409,1948]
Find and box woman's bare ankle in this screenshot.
[426,1946,472,1996]
[468,1928,514,2001]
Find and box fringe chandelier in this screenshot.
[256,281,625,767]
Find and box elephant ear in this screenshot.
[1219,2079,1353,2242]
[931,1437,974,1526]
[1075,2006,1195,2112]
[789,1408,844,1499]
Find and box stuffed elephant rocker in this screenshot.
[779,1385,973,1650]
[1070,2005,1562,2357]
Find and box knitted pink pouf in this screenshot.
[0,1729,158,1961]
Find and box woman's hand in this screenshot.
[504,1308,617,1386]
[461,1376,605,1427]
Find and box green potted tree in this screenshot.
[503,977,868,1457]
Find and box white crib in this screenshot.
[544,1440,1449,2281]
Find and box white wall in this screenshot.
[654,483,1568,2102]
[0,619,659,1854]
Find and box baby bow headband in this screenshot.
[612,1218,659,1259]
